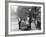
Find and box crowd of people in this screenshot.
[18,17,41,31]
[18,7,41,31]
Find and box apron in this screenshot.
[31,22,36,30]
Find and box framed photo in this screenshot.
[5,0,45,36]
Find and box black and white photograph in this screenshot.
[7,2,44,35]
[11,6,41,31]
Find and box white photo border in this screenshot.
[8,3,44,35]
